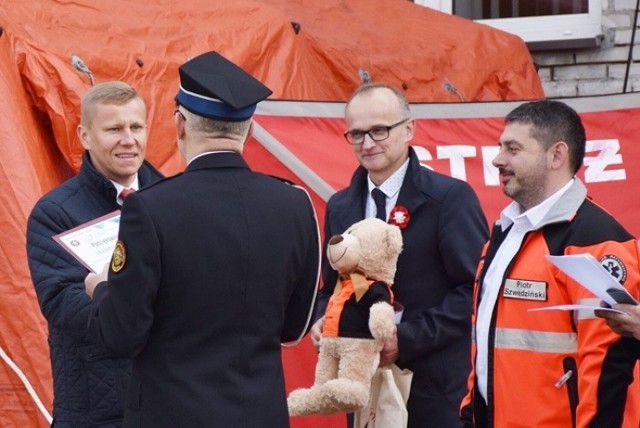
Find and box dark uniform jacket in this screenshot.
[319,147,489,427]
[89,152,320,428]
[26,151,163,427]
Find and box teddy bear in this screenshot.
[287,217,403,416]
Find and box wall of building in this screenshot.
[534,0,640,98]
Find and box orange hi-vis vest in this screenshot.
[323,276,393,339]
[461,180,640,428]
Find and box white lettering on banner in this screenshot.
[436,145,477,181]
[413,145,434,171]
[584,139,626,183]
[482,146,500,186]
[413,145,433,161]
[414,140,626,185]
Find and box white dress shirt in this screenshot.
[113,176,139,206]
[366,158,409,220]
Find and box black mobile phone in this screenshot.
[606,288,639,305]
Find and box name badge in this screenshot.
[503,278,547,301]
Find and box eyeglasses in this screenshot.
[343,118,410,145]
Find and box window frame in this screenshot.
[414,0,603,50]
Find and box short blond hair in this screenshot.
[81,81,145,126]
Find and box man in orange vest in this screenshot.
[461,100,640,427]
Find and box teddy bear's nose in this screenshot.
[328,235,343,245]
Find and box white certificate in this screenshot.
[53,211,121,273]
[546,254,638,306]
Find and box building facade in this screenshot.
[415,0,640,98]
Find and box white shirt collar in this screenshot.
[367,158,410,199]
[188,150,235,166]
[113,175,140,205]
[500,178,574,231]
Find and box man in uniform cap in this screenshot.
[85,51,321,427]
[176,51,272,121]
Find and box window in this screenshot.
[415,0,603,50]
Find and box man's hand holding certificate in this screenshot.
[53,211,121,273]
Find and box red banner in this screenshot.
[253,94,640,237]
[249,95,640,427]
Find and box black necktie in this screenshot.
[371,188,387,222]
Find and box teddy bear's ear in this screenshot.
[385,224,403,255]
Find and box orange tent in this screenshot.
[0,0,542,426]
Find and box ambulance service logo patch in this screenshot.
[111,240,127,273]
[600,254,627,284]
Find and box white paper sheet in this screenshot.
[546,254,638,306]
[528,304,625,314]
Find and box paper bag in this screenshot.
[354,364,413,428]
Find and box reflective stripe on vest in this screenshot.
[495,328,577,353]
